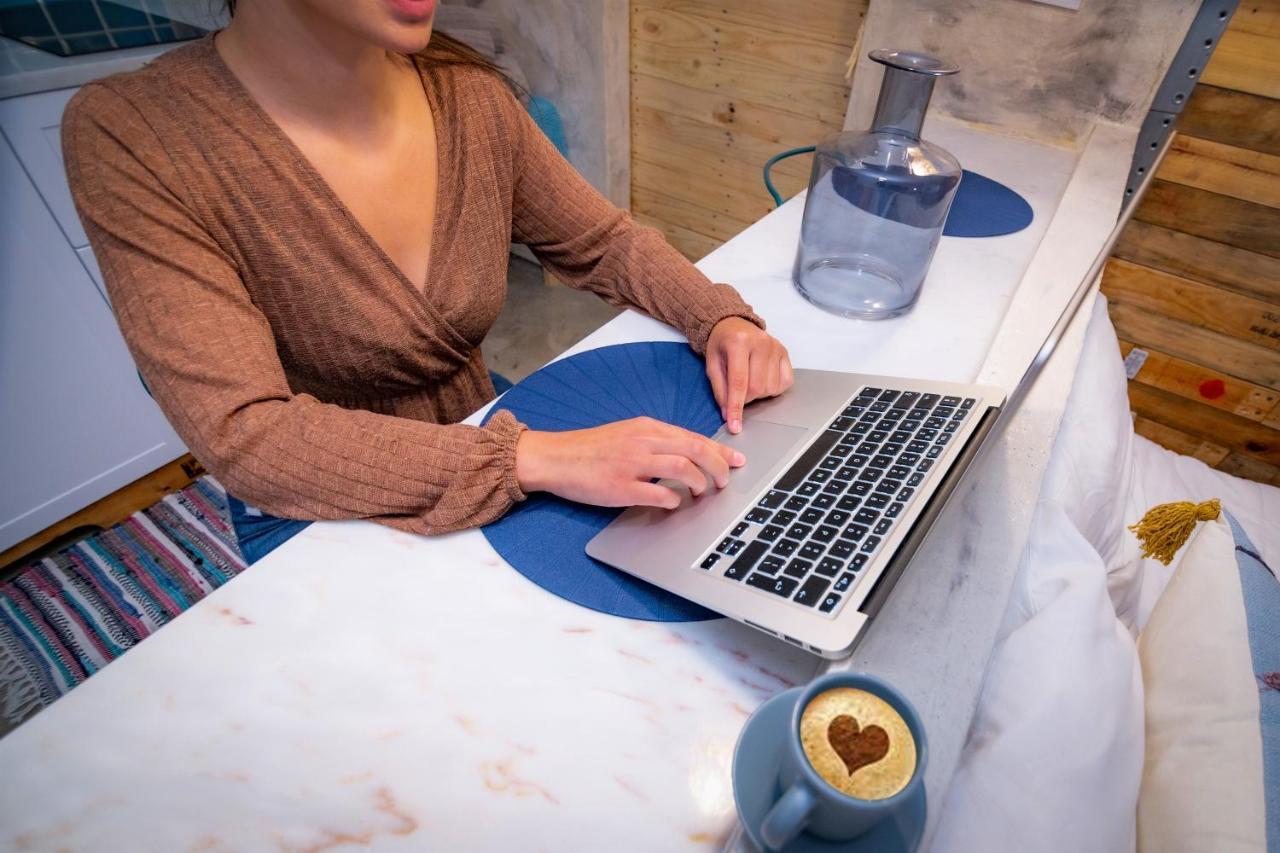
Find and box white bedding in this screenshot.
[931,295,1279,852]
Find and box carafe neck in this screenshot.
[871,68,935,140]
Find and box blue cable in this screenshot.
[762,145,816,207]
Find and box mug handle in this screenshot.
[760,781,817,850]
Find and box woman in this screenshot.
[63,0,793,552]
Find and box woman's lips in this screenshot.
[387,0,435,22]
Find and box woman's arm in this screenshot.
[497,81,792,431]
[63,83,525,535]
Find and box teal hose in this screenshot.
[762,145,816,207]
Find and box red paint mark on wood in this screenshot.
[1199,378,1226,399]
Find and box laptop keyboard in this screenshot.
[697,386,976,617]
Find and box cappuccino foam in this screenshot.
[799,687,916,800]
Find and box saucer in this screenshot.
[732,688,927,852]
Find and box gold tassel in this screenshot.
[1128,499,1221,566]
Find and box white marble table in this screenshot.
[0,118,1132,851]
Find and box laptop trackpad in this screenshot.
[588,419,812,566]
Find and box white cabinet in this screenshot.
[1,87,186,553]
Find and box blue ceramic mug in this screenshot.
[759,672,928,850]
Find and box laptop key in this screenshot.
[775,429,843,492]
[961,397,975,409]
[861,535,882,553]
[877,389,899,402]
[725,540,768,580]
[916,393,940,409]
[819,593,842,614]
[831,444,853,457]
[759,490,786,509]
[843,523,868,542]
[826,509,851,526]
[822,481,847,496]
[941,396,961,407]
[897,487,915,502]
[944,421,959,433]
[890,431,912,444]
[786,523,813,540]
[774,510,797,526]
[820,455,842,470]
[800,507,824,524]
[854,508,879,524]
[888,465,911,480]
[746,508,772,524]
[812,493,836,509]
[917,459,934,472]
[809,469,831,483]
[868,430,889,442]
[874,478,901,495]
[836,466,858,481]
[906,409,926,421]
[799,542,824,561]
[883,442,904,455]
[851,422,872,435]
[859,468,883,482]
[886,502,904,519]
[746,573,798,598]
[892,391,919,409]
[907,440,929,453]
[816,557,844,577]
[907,473,923,487]
[758,524,784,542]
[813,524,838,543]
[833,572,856,592]
[793,576,830,607]
[758,556,786,575]
[900,453,920,465]
[850,481,872,496]
[732,522,749,537]
[785,496,808,511]
[917,428,937,441]
[866,493,889,509]
[871,454,893,469]
[798,482,820,496]
[859,387,883,399]
[716,537,737,554]
[772,539,798,557]
[831,416,856,431]
[830,540,856,559]
[837,495,862,511]
[927,445,943,459]
[925,417,946,429]
[870,402,889,414]
[936,433,952,447]
[784,559,812,579]
[935,406,955,419]
[874,519,892,535]
[700,553,720,570]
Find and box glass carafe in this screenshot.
[793,50,961,319]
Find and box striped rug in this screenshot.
[0,477,245,729]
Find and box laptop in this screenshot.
[586,372,1004,657]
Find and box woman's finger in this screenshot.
[644,426,738,488]
[624,481,683,510]
[644,454,708,496]
[706,349,728,416]
[767,350,783,397]
[725,344,750,434]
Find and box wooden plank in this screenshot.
[1128,382,1280,467]
[631,102,814,185]
[1159,134,1280,208]
[1227,0,1280,38]
[633,153,777,227]
[631,5,852,125]
[1133,179,1280,259]
[0,455,205,572]
[635,212,722,261]
[1201,28,1280,99]
[633,0,866,50]
[1216,452,1280,487]
[1133,416,1231,466]
[1108,301,1280,390]
[633,131,806,215]
[1112,220,1280,303]
[1102,257,1280,352]
[631,72,836,162]
[631,183,753,243]
[1119,339,1280,421]
[1178,85,1280,158]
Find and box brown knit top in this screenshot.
[63,35,761,536]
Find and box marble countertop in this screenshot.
[0,118,1132,851]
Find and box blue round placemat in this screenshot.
[945,170,1034,238]
[480,342,724,622]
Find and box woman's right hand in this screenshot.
[515,418,747,510]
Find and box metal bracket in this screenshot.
[1122,0,1239,209]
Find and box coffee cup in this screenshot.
[756,672,927,850]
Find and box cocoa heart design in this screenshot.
[827,714,890,777]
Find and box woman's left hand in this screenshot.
[705,317,794,434]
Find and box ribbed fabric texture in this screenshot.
[61,35,761,536]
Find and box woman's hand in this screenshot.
[515,418,747,510]
[705,317,794,434]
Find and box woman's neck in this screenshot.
[215,2,409,138]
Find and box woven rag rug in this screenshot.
[0,477,245,729]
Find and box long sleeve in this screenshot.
[500,84,763,354]
[62,84,526,535]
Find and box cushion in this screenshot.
[1137,514,1267,853]
[932,502,1145,853]
[1225,514,1280,850]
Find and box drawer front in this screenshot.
[0,86,88,248]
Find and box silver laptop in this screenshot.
[586,372,1004,658]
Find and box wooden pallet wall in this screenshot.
[1101,1,1280,486]
[629,0,867,260]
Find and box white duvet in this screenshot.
[930,295,1279,852]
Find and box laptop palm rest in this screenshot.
[586,419,809,569]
